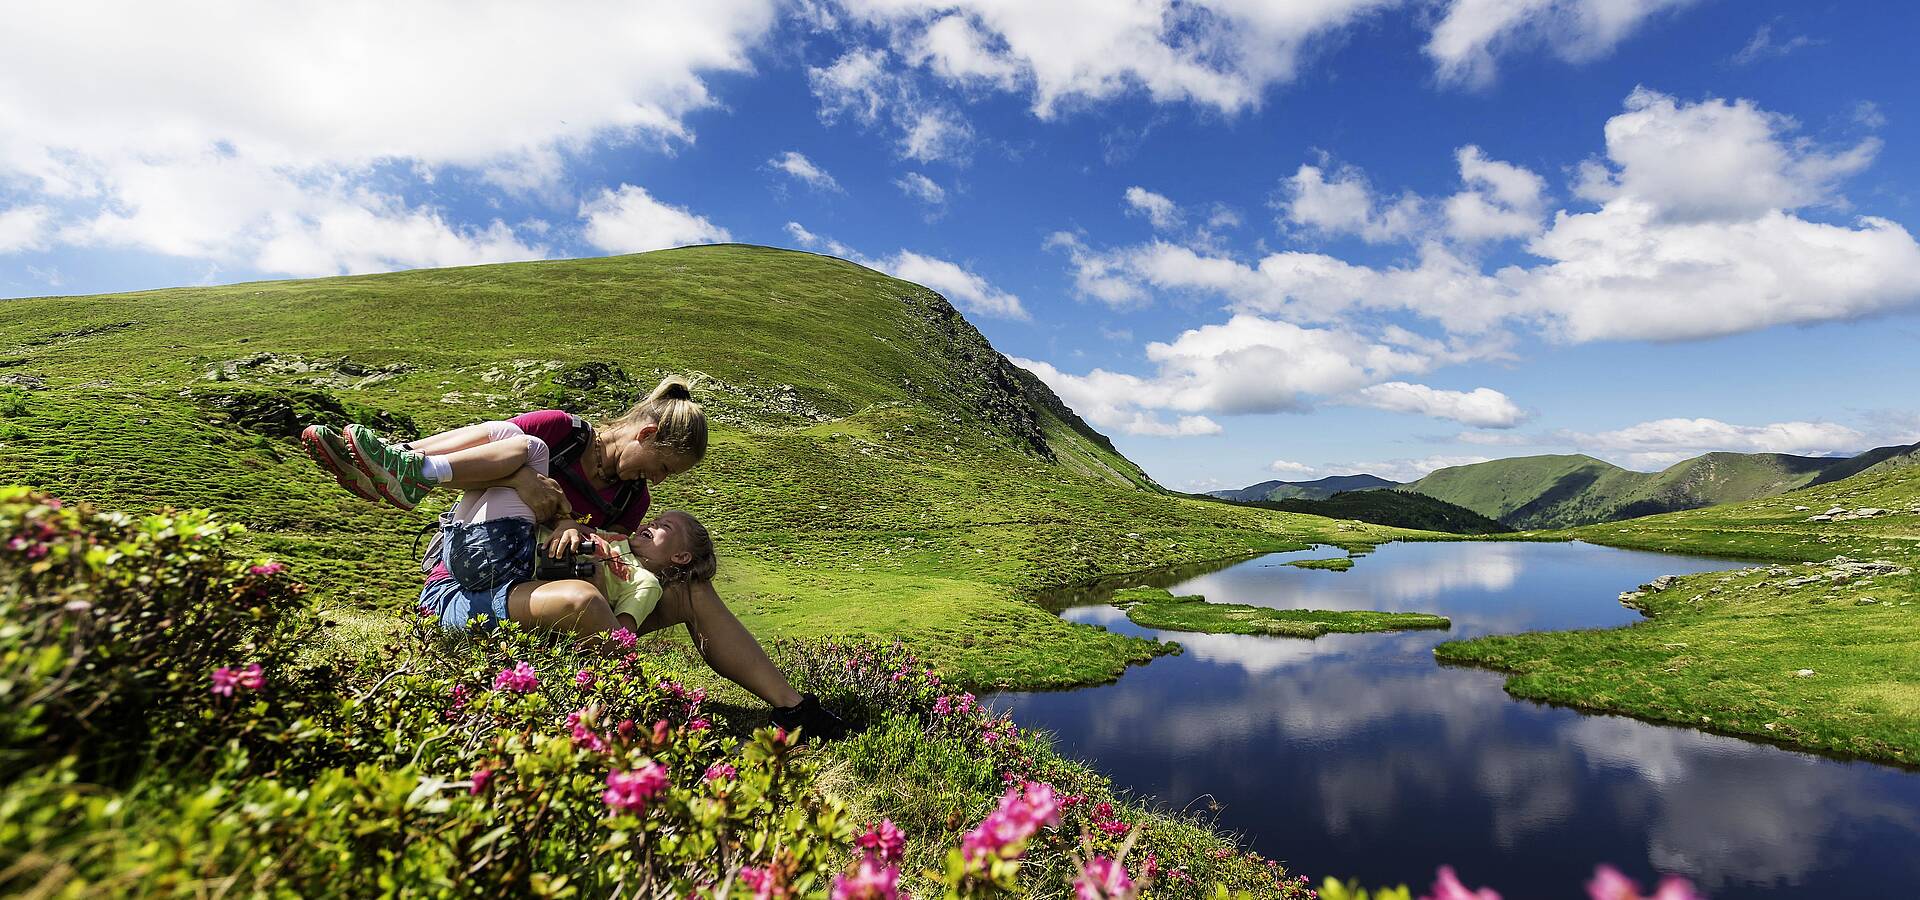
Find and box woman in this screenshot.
[309,378,845,738]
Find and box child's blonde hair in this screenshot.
[656,510,716,585]
[611,376,708,464]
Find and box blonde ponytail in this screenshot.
[611,376,708,463]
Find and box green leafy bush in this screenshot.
[0,487,317,779]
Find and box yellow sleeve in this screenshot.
[610,566,663,625]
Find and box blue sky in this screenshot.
[4,0,1918,490]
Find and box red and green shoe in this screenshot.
[345,423,434,510]
[301,424,381,503]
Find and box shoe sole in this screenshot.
[343,426,420,511]
[301,426,382,503]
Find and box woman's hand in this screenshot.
[546,519,591,558]
[505,468,567,523]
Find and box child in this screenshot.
[590,509,716,634]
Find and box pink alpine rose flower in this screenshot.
[610,627,637,649]
[1587,865,1704,900]
[1423,866,1501,900]
[236,663,265,691]
[856,819,906,864]
[1074,855,1136,900]
[492,661,538,693]
[602,762,669,813]
[469,768,493,795]
[209,666,239,697]
[830,853,902,900]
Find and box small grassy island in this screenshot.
[1112,586,1450,638]
[1289,556,1354,571]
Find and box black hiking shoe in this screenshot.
[769,693,849,742]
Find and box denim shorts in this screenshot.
[420,575,514,634]
[443,518,537,591]
[423,517,537,634]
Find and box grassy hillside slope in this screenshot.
[1408,446,1920,530]
[0,244,1419,689]
[1208,474,1399,502]
[1437,465,1920,763]
[1251,489,1507,535]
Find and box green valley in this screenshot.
[1403,446,1920,530]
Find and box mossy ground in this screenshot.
[1112,586,1450,638]
[1288,556,1353,571]
[1437,465,1920,764]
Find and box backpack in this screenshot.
[544,414,646,530]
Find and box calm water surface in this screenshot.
[996,542,1920,899]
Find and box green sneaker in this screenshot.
[301,424,381,503]
[345,424,433,510]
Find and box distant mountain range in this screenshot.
[1210,442,1920,531]
[1207,474,1400,502]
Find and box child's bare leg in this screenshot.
[406,424,505,455]
[660,581,803,708]
[433,439,536,488]
[507,580,618,636]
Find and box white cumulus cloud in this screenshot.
[1124,187,1183,231]
[1281,164,1423,243]
[1060,89,1920,344]
[896,172,948,206]
[882,250,1028,320]
[1427,0,1697,87]
[579,185,730,255]
[0,205,52,253]
[1355,382,1528,428]
[0,0,774,273]
[768,151,841,191]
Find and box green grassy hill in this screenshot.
[1212,488,1507,535]
[0,244,1420,689]
[1439,464,1920,763]
[1406,445,1920,530]
[1208,473,1399,502]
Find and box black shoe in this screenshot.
[769,693,849,742]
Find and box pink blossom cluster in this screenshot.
[1585,865,1703,900]
[248,561,285,577]
[856,819,905,864]
[1089,801,1129,837]
[738,864,784,900]
[610,627,637,649]
[704,762,737,783]
[6,510,63,560]
[830,851,903,900]
[566,707,608,753]
[469,768,493,795]
[574,668,596,689]
[602,761,668,813]
[1424,867,1500,900]
[960,781,1060,864]
[1073,855,1136,900]
[492,661,538,693]
[209,662,264,697]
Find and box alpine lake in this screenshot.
[996,541,1920,898]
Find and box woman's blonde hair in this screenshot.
[657,510,716,585]
[612,376,708,464]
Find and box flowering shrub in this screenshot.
[775,639,1317,899]
[0,486,316,777]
